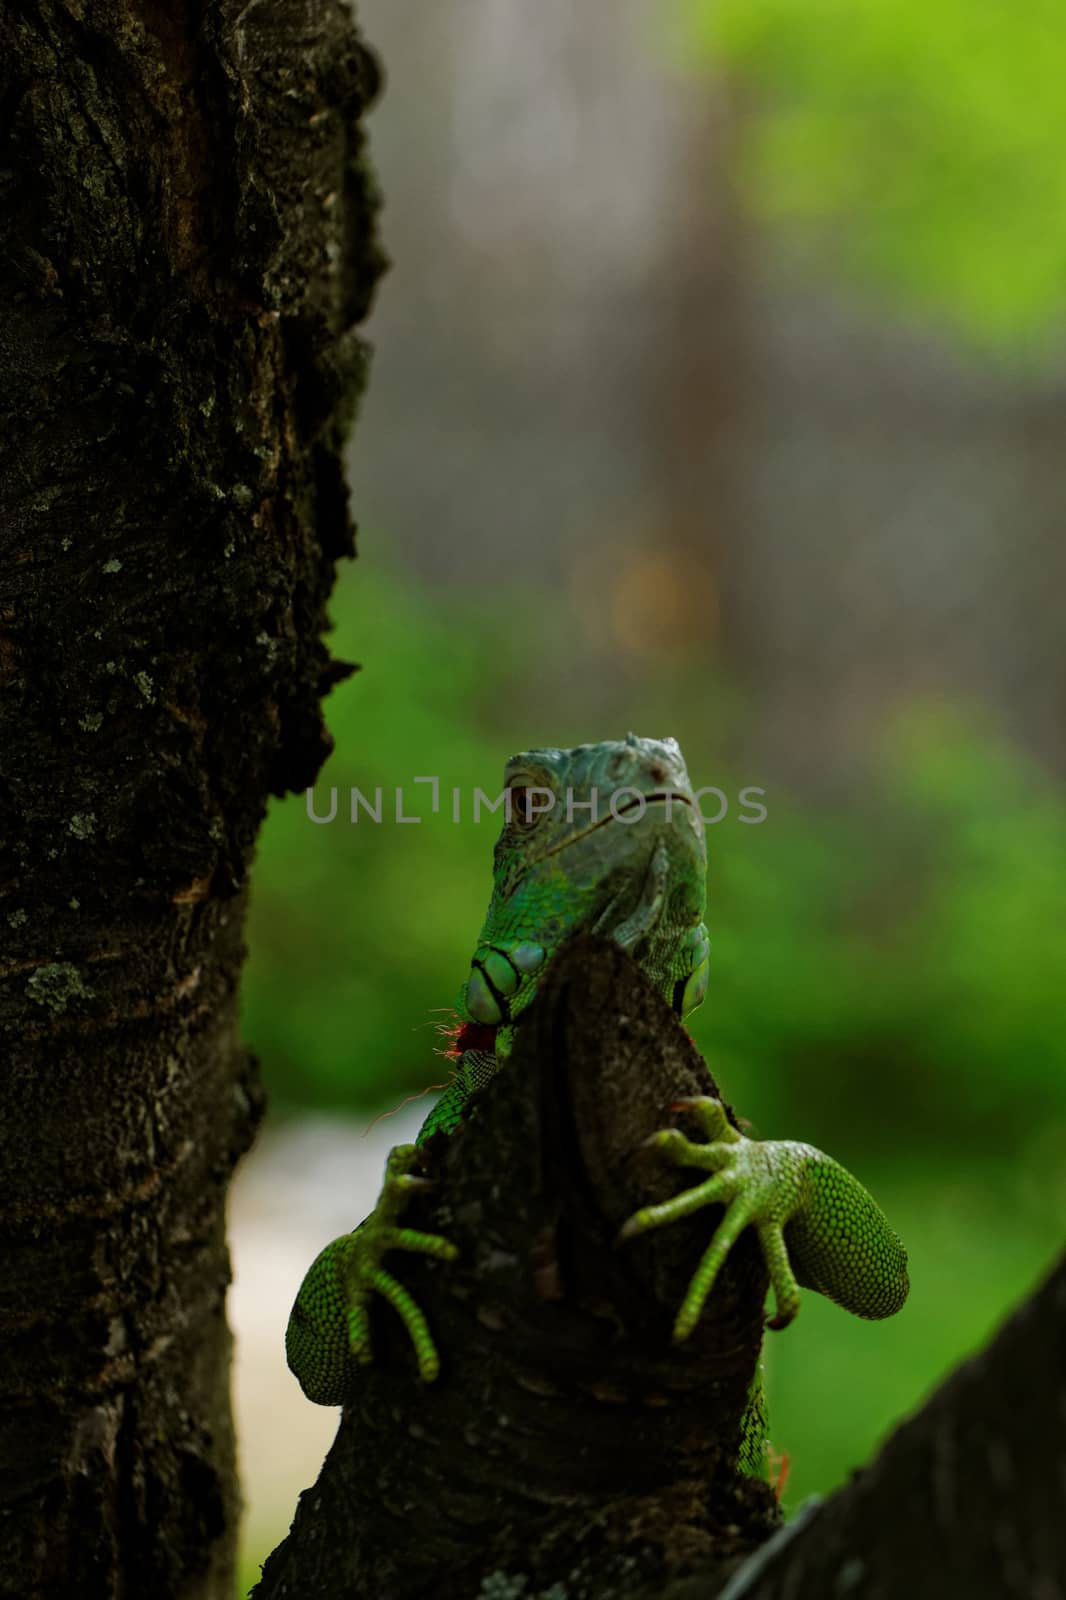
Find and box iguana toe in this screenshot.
[286,1145,458,1401]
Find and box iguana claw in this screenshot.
[619,1096,805,1340]
[620,1094,908,1340]
[286,1144,459,1401]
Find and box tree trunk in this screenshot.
[0,3,383,1596]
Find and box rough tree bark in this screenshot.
[0,3,383,1596]
[256,936,781,1600]
[257,937,1066,1600]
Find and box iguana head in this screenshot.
[459,734,709,1040]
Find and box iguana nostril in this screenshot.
[649,763,667,783]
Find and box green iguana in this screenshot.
[286,735,908,1474]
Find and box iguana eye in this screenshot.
[504,773,554,829]
[509,785,537,827]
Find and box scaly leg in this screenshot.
[620,1097,908,1341]
[286,1144,458,1403]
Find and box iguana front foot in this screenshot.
[286,1144,459,1402]
[619,1097,804,1338]
[619,1095,908,1341]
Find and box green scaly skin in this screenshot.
[286,736,908,1475]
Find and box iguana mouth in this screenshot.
[615,789,692,816]
[534,790,693,864]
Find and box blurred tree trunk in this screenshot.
[0,3,383,1596]
[648,78,750,665]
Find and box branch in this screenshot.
[256,935,780,1600]
[712,1246,1066,1600]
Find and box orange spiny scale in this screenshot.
[361,1075,458,1138]
[767,1445,791,1503]
[431,1010,467,1055]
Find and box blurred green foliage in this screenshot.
[697,703,1066,1151]
[244,560,1066,1508]
[246,566,1066,1150]
[243,563,500,1112]
[680,0,1066,350]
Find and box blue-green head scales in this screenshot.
[459,733,710,1048]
